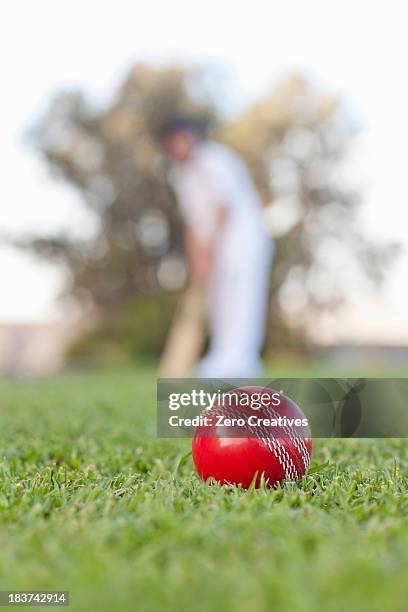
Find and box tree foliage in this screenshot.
[23,65,397,354]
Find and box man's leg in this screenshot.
[198,242,272,378]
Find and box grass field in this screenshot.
[0,363,407,612]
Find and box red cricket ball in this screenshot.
[192,386,312,488]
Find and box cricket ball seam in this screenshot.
[263,404,311,471]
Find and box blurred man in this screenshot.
[159,117,273,377]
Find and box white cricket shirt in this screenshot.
[169,141,268,252]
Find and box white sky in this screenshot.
[1,0,408,343]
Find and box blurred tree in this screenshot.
[220,73,398,345]
[18,65,397,358]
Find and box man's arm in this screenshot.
[185,204,229,287]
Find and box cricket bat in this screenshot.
[158,285,206,377]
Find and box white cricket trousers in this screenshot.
[197,237,273,378]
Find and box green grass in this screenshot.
[0,364,407,612]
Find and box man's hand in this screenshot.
[185,204,228,287]
[190,242,214,287]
